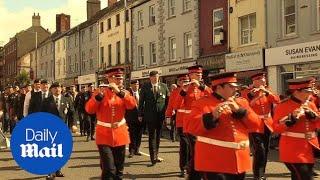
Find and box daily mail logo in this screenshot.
[10,113,73,175]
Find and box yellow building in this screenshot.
[227,0,266,84]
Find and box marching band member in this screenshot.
[273,77,320,180]
[242,72,280,180]
[85,67,136,180]
[186,72,260,180]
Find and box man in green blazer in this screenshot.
[138,71,169,166]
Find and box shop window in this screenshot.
[282,0,296,35]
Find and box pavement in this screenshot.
[1,132,320,180]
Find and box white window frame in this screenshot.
[149,5,156,25]
[184,32,192,58]
[168,0,175,17]
[138,45,144,66]
[239,13,256,45]
[183,0,191,12]
[138,11,144,29]
[213,8,224,45]
[150,42,156,64]
[282,0,296,36]
[169,37,176,61]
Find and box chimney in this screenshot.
[32,13,41,27]
[87,0,101,20]
[56,14,71,33]
[108,0,118,7]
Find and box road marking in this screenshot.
[125,147,164,161]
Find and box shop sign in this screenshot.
[226,49,264,72]
[78,74,96,84]
[266,40,320,66]
[197,55,225,69]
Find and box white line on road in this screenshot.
[125,147,164,161]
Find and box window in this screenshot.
[67,37,71,49]
[125,38,129,63]
[51,43,54,52]
[63,58,66,73]
[138,45,144,66]
[138,11,144,29]
[82,61,86,71]
[125,10,129,22]
[82,51,85,61]
[45,62,48,77]
[68,56,71,72]
[45,45,48,55]
[213,8,224,44]
[240,13,256,45]
[108,44,112,66]
[57,41,60,52]
[100,46,104,64]
[90,27,93,41]
[150,42,156,64]
[116,41,121,64]
[169,37,176,61]
[108,18,112,30]
[75,34,78,47]
[51,60,54,76]
[283,0,296,35]
[90,49,93,69]
[184,32,192,58]
[63,39,66,50]
[116,14,120,26]
[75,54,78,72]
[82,30,85,43]
[100,22,104,33]
[183,0,191,12]
[168,0,175,17]
[149,5,156,25]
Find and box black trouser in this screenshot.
[9,119,16,134]
[285,163,314,180]
[84,114,96,138]
[170,116,176,141]
[78,111,85,135]
[186,133,202,180]
[128,121,143,154]
[147,118,163,163]
[202,172,246,180]
[177,128,189,171]
[67,112,74,130]
[251,127,271,179]
[97,145,126,180]
[2,112,9,133]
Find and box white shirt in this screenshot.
[23,89,41,117]
[132,90,139,102]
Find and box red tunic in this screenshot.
[187,95,260,174]
[85,88,136,147]
[273,97,320,163]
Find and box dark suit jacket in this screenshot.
[41,94,74,122]
[125,88,140,124]
[138,82,169,122]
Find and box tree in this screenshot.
[16,70,30,86]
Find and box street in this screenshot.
[1,132,320,180]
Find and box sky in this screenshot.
[0,0,108,45]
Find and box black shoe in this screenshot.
[128,152,134,158]
[55,171,64,177]
[91,137,95,140]
[313,171,319,176]
[134,151,142,156]
[46,174,55,180]
[86,136,90,142]
[148,161,156,167]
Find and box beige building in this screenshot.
[130,0,199,84]
[226,0,266,84]
[98,0,132,83]
[54,35,68,82]
[65,28,80,86]
[37,39,55,82]
[17,52,31,75]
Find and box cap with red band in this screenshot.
[105,67,124,78]
[177,74,189,81]
[287,77,314,91]
[211,72,239,87]
[187,65,203,74]
[251,71,266,81]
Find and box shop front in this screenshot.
[196,54,225,84]
[131,61,197,86]
[78,73,97,89]
[226,48,264,85]
[266,40,320,95]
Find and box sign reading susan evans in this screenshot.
[225,49,264,72]
[266,40,320,66]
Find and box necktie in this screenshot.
[42,93,45,100]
